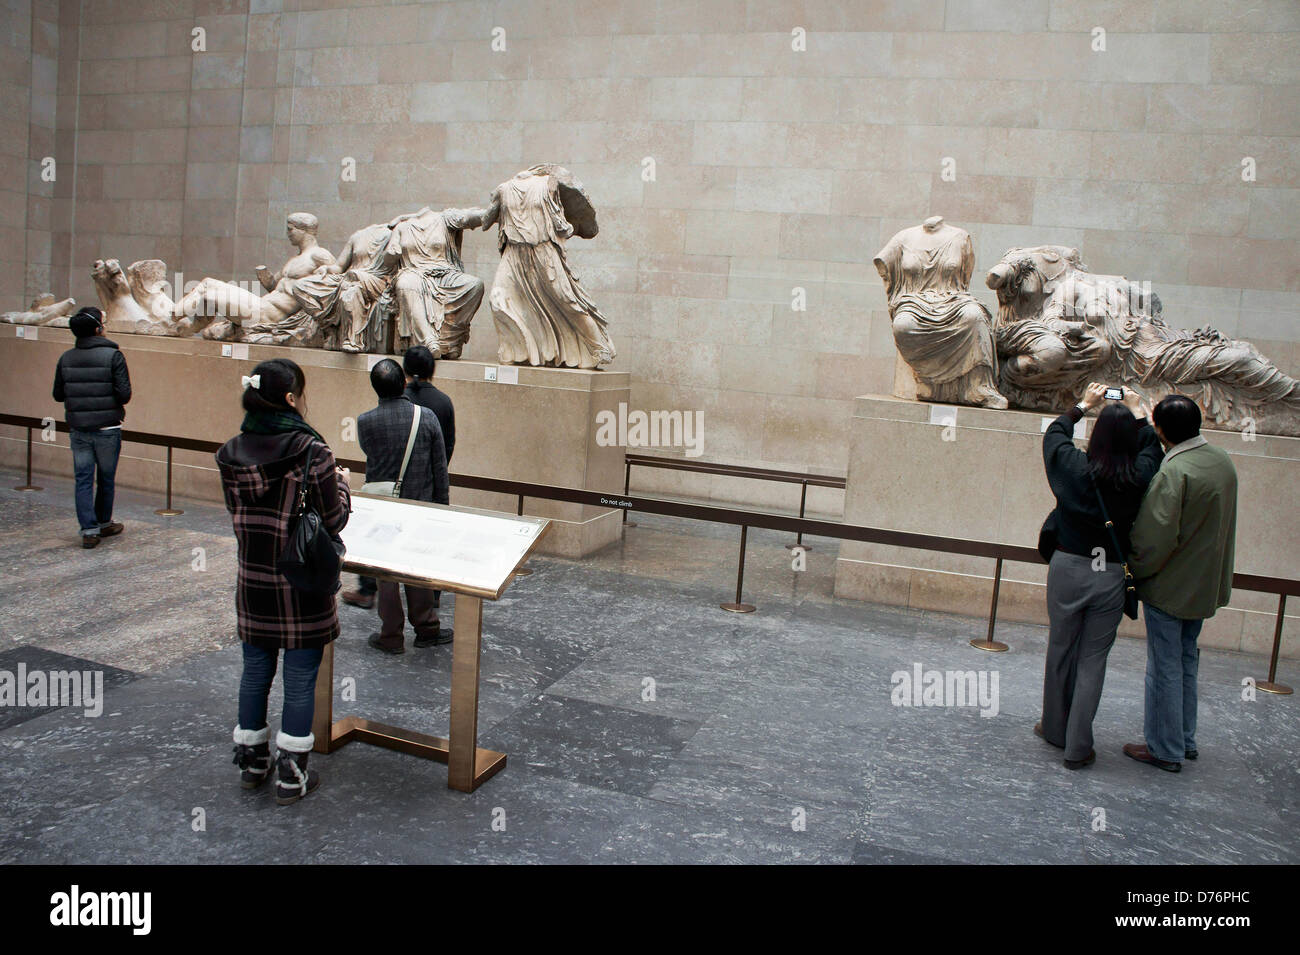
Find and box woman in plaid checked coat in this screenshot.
[216,358,351,805]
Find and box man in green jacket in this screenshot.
[1123,395,1237,773]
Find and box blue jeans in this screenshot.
[238,644,325,739]
[70,428,121,535]
[1143,602,1203,762]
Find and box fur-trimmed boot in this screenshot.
[275,731,321,806]
[232,725,273,789]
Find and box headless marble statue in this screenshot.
[874,216,1007,409]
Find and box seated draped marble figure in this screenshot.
[385,206,489,359]
[262,219,397,353]
[874,216,1007,409]
[988,245,1300,437]
[486,164,616,370]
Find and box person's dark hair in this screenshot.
[1152,394,1201,445]
[241,358,306,415]
[68,307,104,339]
[1087,403,1142,487]
[403,345,435,380]
[370,358,406,399]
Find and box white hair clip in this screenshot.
[241,375,261,391]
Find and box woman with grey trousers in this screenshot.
[1038,383,1163,769]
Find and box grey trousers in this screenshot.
[1040,550,1125,761]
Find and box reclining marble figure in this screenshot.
[1,293,78,327]
[988,245,1300,436]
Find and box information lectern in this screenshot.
[312,494,549,792]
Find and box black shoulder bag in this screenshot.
[1037,509,1059,563]
[279,440,346,595]
[1091,478,1139,620]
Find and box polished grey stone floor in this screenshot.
[0,468,1296,864]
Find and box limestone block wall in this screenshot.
[3,0,1299,512]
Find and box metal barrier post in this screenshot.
[970,556,1009,652]
[154,445,184,516]
[720,524,756,614]
[14,426,42,491]
[1258,594,1293,695]
[622,458,636,528]
[514,492,533,576]
[785,480,811,552]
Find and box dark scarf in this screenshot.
[240,408,324,443]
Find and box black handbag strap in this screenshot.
[1090,475,1134,583]
[294,440,319,518]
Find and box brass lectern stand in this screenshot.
[312,495,550,792]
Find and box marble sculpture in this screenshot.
[486,164,616,370]
[1,293,78,326]
[988,245,1300,436]
[875,216,1007,409]
[41,169,618,369]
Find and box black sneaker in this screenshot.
[413,628,454,648]
[82,535,101,549]
[1185,749,1198,761]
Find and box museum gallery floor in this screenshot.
[0,473,1294,865]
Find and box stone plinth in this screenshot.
[0,326,627,557]
[834,394,1300,659]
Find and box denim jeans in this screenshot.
[1143,602,1203,762]
[70,428,121,535]
[238,643,325,739]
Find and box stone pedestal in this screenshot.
[834,394,1299,658]
[0,326,627,557]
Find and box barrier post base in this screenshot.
[720,602,756,614]
[1257,681,1294,696]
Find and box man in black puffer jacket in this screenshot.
[52,307,132,548]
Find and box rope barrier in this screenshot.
[1,411,1293,685]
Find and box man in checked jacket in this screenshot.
[357,359,450,654]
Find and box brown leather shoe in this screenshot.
[99,521,124,537]
[1123,742,1181,773]
[367,632,404,655]
[81,534,101,549]
[342,589,375,610]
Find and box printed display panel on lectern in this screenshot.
[320,493,550,791]
[341,493,549,600]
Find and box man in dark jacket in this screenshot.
[357,359,451,653]
[52,307,132,548]
[342,344,456,609]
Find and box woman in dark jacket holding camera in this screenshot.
[1038,382,1163,770]
[216,358,350,805]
